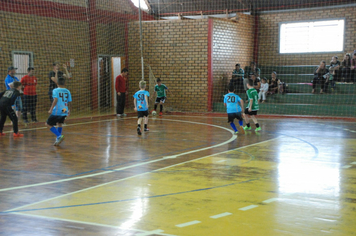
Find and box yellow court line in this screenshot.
[0,118,237,193]
[6,137,280,213]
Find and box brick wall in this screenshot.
[258,6,356,66]
[0,11,91,114]
[0,0,133,116]
[212,15,255,103]
[128,19,209,112]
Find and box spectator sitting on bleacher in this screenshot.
[250,73,261,91]
[246,61,261,77]
[268,71,279,94]
[351,52,356,82]
[341,53,351,82]
[330,56,340,82]
[312,60,329,94]
[258,78,269,103]
[229,63,244,92]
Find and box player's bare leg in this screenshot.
[137,117,142,135]
[251,115,261,131]
[144,116,149,132]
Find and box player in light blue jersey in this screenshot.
[224,84,245,134]
[133,80,150,135]
[46,77,72,145]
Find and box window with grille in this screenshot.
[279,19,345,54]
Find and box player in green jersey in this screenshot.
[152,78,173,116]
[243,78,261,131]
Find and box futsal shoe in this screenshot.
[159,112,163,116]
[56,135,65,145]
[255,127,261,132]
[137,127,142,135]
[243,126,251,131]
[234,131,238,135]
[13,133,24,138]
[144,127,149,132]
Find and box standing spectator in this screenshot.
[48,62,70,103]
[268,71,279,94]
[312,60,329,94]
[115,68,129,117]
[258,78,269,103]
[351,53,356,82]
[21,67,38,123]
[5,66,22,119]
[230,63,244,92]
[341,53,351,82]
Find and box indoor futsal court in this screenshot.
[1,0,356,235]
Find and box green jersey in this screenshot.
[246,88,259,111]
[155,84,168,97]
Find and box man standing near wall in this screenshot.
[115,68,129,117]
[229,63,244,92]
[21,67,38,123]
[48,62,71,103]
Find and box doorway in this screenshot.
[97,55,123,110]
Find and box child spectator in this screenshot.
[312,60,329,94]
[258,78,269,103]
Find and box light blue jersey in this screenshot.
[133,90,150,111]
[52,87,72,116]
[224,93,242,113]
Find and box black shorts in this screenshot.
[155,97,166,104]
[227,112,243,123]
[245,108,258,116]
[137,110,149,118]
[46,115,66,126]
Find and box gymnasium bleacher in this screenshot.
[214,65,356,117]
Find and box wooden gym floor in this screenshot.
[0,115,355,236]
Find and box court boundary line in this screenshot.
[0,118,237,193]
[10,212,176,236]
[4,137,280,213]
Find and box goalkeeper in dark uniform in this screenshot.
[0,81,24,137]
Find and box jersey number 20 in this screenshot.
[227,96,236,103]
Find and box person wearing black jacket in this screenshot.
[312,60,329,94]
[0,81,24,137]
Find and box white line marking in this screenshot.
[175,220,201,228]
[12,212,148,233]
[6,137,280,213]
[163,155,178,159]
[239,205,259,211]
[0,119,237,193]
[262,198,279,204]
[341,165,352,169]
[210,212,232,219]
[216,160,226,163]
[351,162,356,165]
